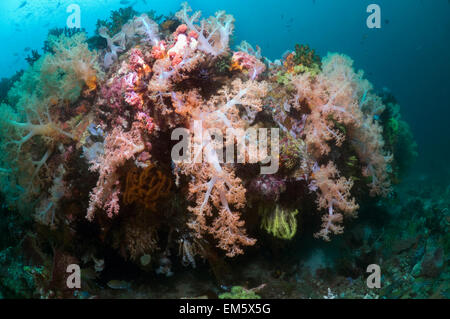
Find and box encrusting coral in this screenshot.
[0,2,416,288]
[123,164,172,211]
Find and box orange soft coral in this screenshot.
[181,161,255,257]
[170,89,202,117]
[123,164,172,211]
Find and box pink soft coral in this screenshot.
[293,70,362,157]
[100,76,126,111]
[151,40,167,59]
[181,161,256,257]
[86,122,145,220]
[311,162,358,241]
[352,117,393,196]
[171,79,268,257]
[293,53,391,196]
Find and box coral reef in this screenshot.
[0,2,421,299]
[219,285,262,299]
[96,6,139,38]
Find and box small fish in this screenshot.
[107,280,131,290]
[18,1,27,9]
[25,12,33,18]
[384,19,390,25]
[182,295,208,299]
[120,0,130,4]
[74,291,90,299]
[81,268,98,280]
[220,285,231,291]
[24,47,31,52]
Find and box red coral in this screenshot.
[151,41,167,59]
[124,91,143,109]
[122,72,138,89]
[231,51,266,80]
[128,48,151,75]
[135,112,155,134]
[129,48,145,71]
[188,30,198,40]
[100,78,125,111]
[175,24,188,36]
[169,51,183,66]
[122,72,144,109]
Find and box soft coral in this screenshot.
[86,122,145,221]
[311,162,358,241]
[176,2,234,57]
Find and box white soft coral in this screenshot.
[176,2,234,57]
[99,14,160,68]
[132,14,160,46]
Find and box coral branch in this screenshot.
[86,122,145,220]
